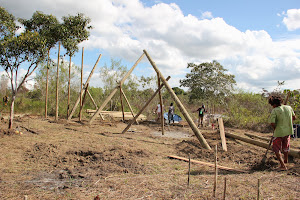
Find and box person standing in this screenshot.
[168,103,175,124]
[155,103,164,122]
[269,95,296,171]
[195,104,206,127]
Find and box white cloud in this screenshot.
[283,9,300,31]
[201,11,213,19]
[1,0,300,92]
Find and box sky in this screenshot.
[1,0,300,93]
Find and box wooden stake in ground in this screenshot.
[67,55,72,118]
[55,42,61,121]
[89,53,145,124]
[213,145,218,198]
[188,153,191,186]
[45,49,50,118]
[157,73,164,135]
[79,47,84,121]
[257,178,260,200]
[218,118,227,151]
[68,54,102,120]
[143,50,211,150]
[122,76,171,134]
[223,177,227,200]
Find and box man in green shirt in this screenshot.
[269,95,296,170]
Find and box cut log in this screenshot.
[168,155,246,173]
[226,132,300,158]
[244,133,270,142]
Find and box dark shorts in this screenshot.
[272,135,290,153]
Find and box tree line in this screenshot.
[1,7,299,132]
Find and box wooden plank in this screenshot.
[168,155,247,173]
[144,50,211,150]
[218,118,227,151]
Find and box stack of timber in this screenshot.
[86,109,146,121]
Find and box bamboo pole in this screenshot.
[157,73,164,135]
[120,87,138,124]
[213,145,218,198]
[45,49,50,118]
[68,54,102,120]
[55,42,60,121]
[119,84,125,121]
[67,55,72,118]
[143,50,211,150]
[89,53,145,124]
[122,76,171,134]
[79,47,84,121]
[225,132,300,158]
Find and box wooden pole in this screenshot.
[218,118,227,151]
[119,84,125,121]
[257,178,260,200]
[225,132,300,158]
[223,177,227,200]
[143,50,211,150]
[45,49,50,118]
[55,42,60,121]
[157,73,164,135]
[89,53,145,124]
[120,87,138,124]
[122,76,171,134]
[86,87,98,109]
[79,47,84,121]
[68,54,102,120]
[67,55,72,118]
[79,83,89,116]
[213,145,218,198]
[188,153,191,186]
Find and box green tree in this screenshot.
[34,59,80,116]
[180,60,236,103]
[0,7,47,128]
[0,7,92,128]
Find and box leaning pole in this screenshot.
[143,50,211,150]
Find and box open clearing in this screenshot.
[0,115,299,199]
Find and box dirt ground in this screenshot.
[0,115,299,200]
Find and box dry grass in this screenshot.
[0,115,299,199]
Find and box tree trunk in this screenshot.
[8,94,16,129]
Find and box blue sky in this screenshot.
[1,0,300,92]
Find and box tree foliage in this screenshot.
[0,7,92,128]
[180,61,236,103]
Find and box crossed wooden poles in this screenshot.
[69,50,211,150]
